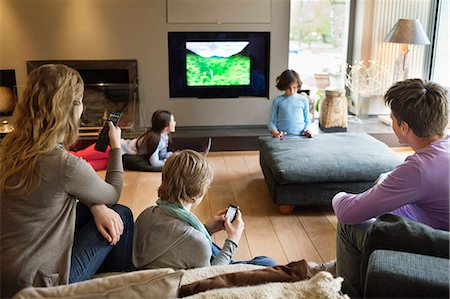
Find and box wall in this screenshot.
[0,0,290,128]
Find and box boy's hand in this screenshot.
[204,208,227,235]
[224,210,244,243]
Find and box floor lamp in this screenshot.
[384,19,430,81]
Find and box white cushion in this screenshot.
[13,268,182,299]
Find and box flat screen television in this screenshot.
[168,32,270,98]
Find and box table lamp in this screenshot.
[384,18,430,80]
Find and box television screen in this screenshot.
[168,32,270,98]
[186,41,250,87]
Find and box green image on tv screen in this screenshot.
[186,41,250,86]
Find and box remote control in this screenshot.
[94,112,122,152]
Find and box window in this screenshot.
[430,0,449,88]
[289,0,352,90]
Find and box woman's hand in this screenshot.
[108,121,122,149]
[224,210,244,243]
[204,208,227,235]
[90,204,124,245]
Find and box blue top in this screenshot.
[267,93,310,135]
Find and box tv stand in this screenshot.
[196,95,239,99]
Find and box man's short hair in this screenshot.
[384,78,448,137]
[158,149,213,204]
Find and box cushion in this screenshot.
[180,260,309,297]
[12,268,182,299]
[360,213,450,287]
[257,133,402,184]
[364,250,450,298]
[122,154,162,172]
[183,272,349,299]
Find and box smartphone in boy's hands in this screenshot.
[224,204,239,223]
[94,112,122,152]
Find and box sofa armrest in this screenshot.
[360,213,449,287]
[364,249,450,298]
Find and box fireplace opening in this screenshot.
[26,60,139,133]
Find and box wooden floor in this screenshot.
[98,147,413,266]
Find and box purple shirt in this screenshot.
[332,135,450,231]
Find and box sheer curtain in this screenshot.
[370,0,434,82]
[351,0,434,115]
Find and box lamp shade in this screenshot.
[384,19,430,45]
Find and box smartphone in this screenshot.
[225,204,239,223]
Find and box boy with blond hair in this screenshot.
[132,149,276,269]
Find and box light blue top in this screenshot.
[267,93,310,135]
[149,134,170,167]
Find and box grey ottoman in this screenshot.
[257,133,403,214]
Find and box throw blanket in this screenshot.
[179,260,309,297]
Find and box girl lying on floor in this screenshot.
[72,110,176,170]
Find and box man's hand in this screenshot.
[91,204,124,245]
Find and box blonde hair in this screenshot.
[0,64,84,195]
[158,149,213,204]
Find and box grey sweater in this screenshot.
[0,146,123,298]
[132,206,237,270]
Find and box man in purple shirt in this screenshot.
[332,78,449,298]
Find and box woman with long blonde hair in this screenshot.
[0,64,133,298]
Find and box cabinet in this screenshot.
[167,0,271,23]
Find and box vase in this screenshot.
[319,88,348,130]
[357,96,371,119]
[314,73,329,90]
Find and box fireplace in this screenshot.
[26,60,139,132]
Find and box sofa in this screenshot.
[257,133,403,213]
[12,263,349,299]
[362,214,450,298]
[13,214,447,298]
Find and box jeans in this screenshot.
[336,219,375,298]
[211,243,277,267]
[69,203,134,283]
